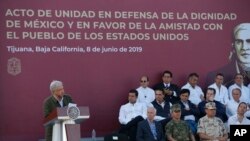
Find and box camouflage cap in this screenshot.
[205,102,216,109]
[171,104,181,112]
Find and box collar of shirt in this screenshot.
[157,100,165,108]
[187,83,196,89]
[58,97,64,107]
[164,83,170,87]
[128,102,137,106]
[181,100,188,105]
[147,118,155,124]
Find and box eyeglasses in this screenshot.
[140,80,147,83]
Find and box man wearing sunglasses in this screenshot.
[136,76,155,107]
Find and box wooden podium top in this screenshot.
[43,106,90,126]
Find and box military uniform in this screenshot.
[165,104,193,141]
[197,116,227,139]
[165,120,193,141]
[197,102,228,140]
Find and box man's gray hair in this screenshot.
[234,23,250,36]
[147,106,156,114]
[50,80,63,92]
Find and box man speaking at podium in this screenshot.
[43,80,74,141]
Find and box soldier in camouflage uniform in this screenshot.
[197,102,228,141]
[165,104,196,141]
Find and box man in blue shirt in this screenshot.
[137,107,165,141]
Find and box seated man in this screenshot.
[181,73,204,106]
[227,102,250,133]
[118,89,147,141]
[137,107,165,141]
[136,75,155,107]
[178,89,200,134]
[228,73,250,104]
[226,88,242,117]
[153,70,180,104]
[197,102,228,141]
[150,88,172,131]
[208,73,229,105]
[198,88,228,122]
[165,104,195,141]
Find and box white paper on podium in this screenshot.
[68,103,77,107]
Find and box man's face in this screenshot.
[147,108,156,121]
[128,92,137,104]
[234,74,244,85]
[180,92,189,102]
[205,108,216,117]
[206,89,215,101]
[171,110,181,120]
[189,76,198,87]
[155,90,165,103]
[140,76,149,88]
[162,73,172,84]
[53,86,64,99]
[232,89,241,101]
[215,75,224,86]
[234,28,250,70]
[238,103,248,115]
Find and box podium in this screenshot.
[44,106,90,141]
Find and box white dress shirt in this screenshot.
[208,83,229,105]
[136,86,155,106]
[226,99,241,117]
[181,83,204,105]
[228,83,250,104]
[227,114,250,133]
[118,102,147,124]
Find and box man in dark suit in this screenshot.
[153,70,180,104]
[43,80,74,141]
[198,88,228,123]
[178,89,200,134]
[136,107,165,141]
[150,88,172,132]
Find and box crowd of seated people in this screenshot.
[115,70,250,141]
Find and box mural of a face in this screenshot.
[234,23,250,71]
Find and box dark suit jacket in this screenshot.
[153,82,180,104]
[178,100,200,122]
[198,100,228,122]
[43,94,74,141]
[136,119,165,141]
[151,100,171,119]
